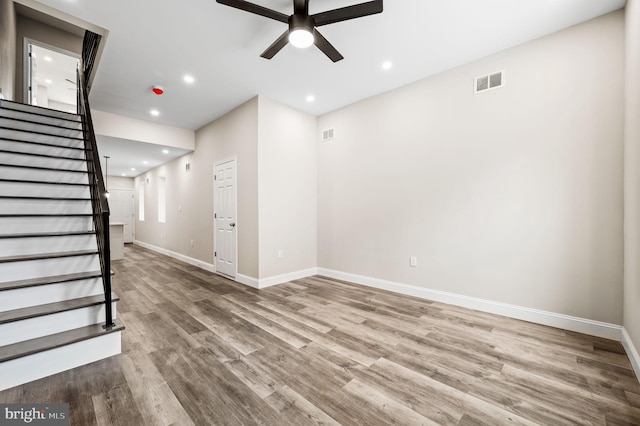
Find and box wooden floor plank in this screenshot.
[1,244,638,425]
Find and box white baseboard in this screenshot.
[133,240,216,273]
[134,241,316,290]
[622,327,640,379]
[317,268,623,341]
[236,268,318,289]
[235,274,259,289]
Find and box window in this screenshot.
[139,182,145,221]
[158,176,166,223]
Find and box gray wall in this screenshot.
[624,0,640,359]
[317,11,624,324]
[133,96,318,281]
[135,98,260,278]
[0,0,16,100]
[14,14,82,103]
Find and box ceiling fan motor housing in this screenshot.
[289,14,315,34]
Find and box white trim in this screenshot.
[235,268,317,289]
[235,274,259,289]
[0,331,121,391]
[317,268,622,341]
[133,240,216,273]
[622,327,640,379]
[257,268,318,289]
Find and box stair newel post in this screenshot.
[102,209,113,328]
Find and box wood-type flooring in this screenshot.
[1,244,639,425]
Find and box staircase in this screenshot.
[0,99,123,391]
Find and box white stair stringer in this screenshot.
[0,328,122,392]
[0,99,123,391]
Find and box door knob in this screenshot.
[230,223,236,227]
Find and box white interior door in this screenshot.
[109,188,134,243]
[214,159,237,278]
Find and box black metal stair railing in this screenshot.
[78,31,113,329]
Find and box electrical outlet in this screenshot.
[410,256,417,267]
[277,249,283,259]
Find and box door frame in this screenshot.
[23,38,80,108]
[213,156,238,278]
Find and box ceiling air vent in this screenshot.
[185,162,191,172]
[322,128,335,141]
[474,70,505,94]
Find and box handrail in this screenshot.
[78,31,113,329]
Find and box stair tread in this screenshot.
[0,292,119,325]
[0,230,95,239]
[0,115,83,132]
[0,148,86,162]
[0,99,81,122]
[0,178,89,186]
[0,163,87,173]
[0,137,86,151]
[0,270,103,291]
[0,126,83,141]
[0,249,98,264]
[0,213,92,217]
[0,195,90,201]
[0,319,124,363]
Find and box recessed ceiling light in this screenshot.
[162,149,169,154]
[131,168,136,171]
[143,161,148,165]
[150,109,160,116]
[382,61,393,70]
[183,75,195,84]
[45,79,52,84]
[121,173,126,177]
[306,95,315,102]
[44,56,52,62]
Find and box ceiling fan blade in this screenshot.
[313,29,343,62]
[293,0,308,14]
[260,30,290,59]
[216,0,289,23]
[312,0,383,27]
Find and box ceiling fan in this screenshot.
[216,0,383,62]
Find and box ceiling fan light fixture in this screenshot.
[289,28,314,48]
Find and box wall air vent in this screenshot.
[474,70,505,94]
[322,128,335,141]
[185,162,191,172]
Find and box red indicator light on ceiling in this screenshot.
[152,86,164,95]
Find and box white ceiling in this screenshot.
[31,44,78,108]
[29,0,626,167]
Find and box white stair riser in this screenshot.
[0,129,83,148]
[0,301,116,346]
[0,152,87,172]
[0,108,82,129]
[0,101,81,122]
[0,118,83,139]
[0,166,88,183]
[0,140,86,160]
[0,254,100,282]
[0,331,121,391]
[0,182,90,198]
[0,278,104,311]
[0,216,93,235]
[0,199,92,215]
[0,235,97,257]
